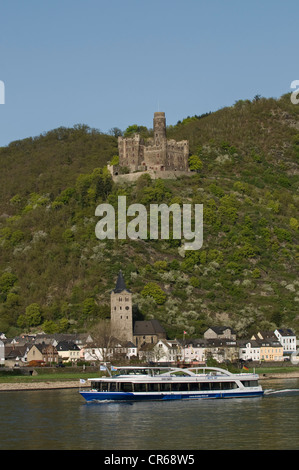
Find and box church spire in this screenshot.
[113,270,131,293]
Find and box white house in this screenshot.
[82,340,137,363]
[239,340,260,362]
[180,339,206,364]
[139,339,180,364]
[274,329,297,354]
[82,345,108,362]
[56,341,81,363]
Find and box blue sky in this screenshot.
[0,0,298,147]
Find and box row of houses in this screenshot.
[0,327,297,367]
[141,328,298,364]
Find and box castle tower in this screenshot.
[110,271,133,343]
[153,112,167,146]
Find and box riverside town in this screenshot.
[1,272,298,370]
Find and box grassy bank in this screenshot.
[0,370,101,384]
[1,366,299,384]
[248,366,299,375]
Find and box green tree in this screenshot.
[0,272,18,301]
[141,282,167,305]
[290,217,299,230]
[188,154,203,172]
[25,303,42,327]
[82,298,98,319]
[110,155,119,166]
[17,303,42,330]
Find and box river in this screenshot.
[0,378,298,450]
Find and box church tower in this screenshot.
[110,271,133,343]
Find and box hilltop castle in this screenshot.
[108,112,191,181]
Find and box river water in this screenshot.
[0,378,298,450]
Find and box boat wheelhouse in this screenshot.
[79,366,264,402]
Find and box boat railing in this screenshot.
[109,365,248,378]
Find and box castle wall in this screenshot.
[110,169,192,184]
[143,143,167,171]
[118,135,143,172]
[166,140,189,171]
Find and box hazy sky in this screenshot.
[0,0,298,146]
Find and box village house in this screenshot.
[113,341,138,360]
[238,340,261,362]
[33,333,93,347]
[56,341,81,363]
[3,343,28,367]
[180,339,206,364]
[259,339,284,362]
[27,343,59,364]
[204,338,240,364]
[82,339,137,363]
[82,343,112,363]
[204,326,236,341]
[138,339,180,364]
[274,328,297,354]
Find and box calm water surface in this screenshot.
[1,378,298,450]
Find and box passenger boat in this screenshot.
[79,366,264,402]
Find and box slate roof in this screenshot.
[56,341,80,351]
[112,270,131,293]
[207,326,236,335]
[276,328,295,337]
[133,319,166,336]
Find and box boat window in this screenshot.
[101,383,109,392]
[210,382,221,390]
[172,383,189,391]
[171,383,180,391]
[189,383,200,391]
[119,382,133,392]
[199,382,210,391]
[160,383,171,392]
[222,382,239,389]
[148,383,159,392]
[109,382,118,392]
[241,380,258,387]
[91,382,101,391]
[134,383,147,392]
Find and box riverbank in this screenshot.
[258,371,299,380]
[1,371,299,391]
[0,380,90,391]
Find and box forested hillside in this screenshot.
[0,94,298,338]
